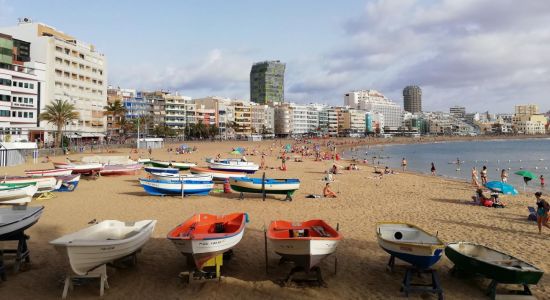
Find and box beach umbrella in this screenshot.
[485,181,518,196]
[514,170,537,180]
[229,150,242,156]
[179,144,189,149]
[285,144,291,152]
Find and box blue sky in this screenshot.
[1,0,550,113]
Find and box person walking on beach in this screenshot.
[501,169,508,183]
[260,154,266,170]
[541,175,545,188]
[401,158,407,171]
[430,162,436,176]
[481,166,488,185]
[535,192,550,234]
[471,167,480,187]
[281,154,287,171]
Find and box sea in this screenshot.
[343,138,550,192]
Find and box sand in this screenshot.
[0,139,549,300]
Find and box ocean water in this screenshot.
[343,138,550,192]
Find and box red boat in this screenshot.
[53,162,104,175]
[99,164,142,176]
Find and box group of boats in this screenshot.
[376,222,544,297]
[139,158,301,199]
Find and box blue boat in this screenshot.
[55,175,81,192]
[144,166,179,174]
[139,178,214,196]
[376,222,445,269]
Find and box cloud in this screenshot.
[288,0,550,112]
[109,49,253,99]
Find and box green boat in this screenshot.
[446,242,544,297]
[0,182,37,189]
[150,160,196,170]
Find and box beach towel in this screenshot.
[306,194,322,198]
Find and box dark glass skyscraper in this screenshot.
[403,85,422,113]
[250,60,285,104]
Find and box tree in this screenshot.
[104,100,127,136]
[40,100,79,147]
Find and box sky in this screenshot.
[1,0,550,113]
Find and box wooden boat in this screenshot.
[55,174,81,192]
[53,162,104,175]
[267,219,341,270]
[167,212,248,270]
[139,178,214,196]
[24,168,73,177]
[1,176,62,193]
[0,185,38,205]
[50,220,157,275]
[99,164,141,175]
[229,177,300,195]
[0,206,44,239]
[190,167,247,181]
[150,172,213,182]
[208,159,259,173]
[150,160,196,170]
[144,166,179,174]
[445,242,544,285]
[376,222,445,269]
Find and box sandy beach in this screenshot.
[0,139,548,300]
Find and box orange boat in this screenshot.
[167,212,248,270]
[267,220,342,270]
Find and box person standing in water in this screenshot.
[481,166,488,185]
[401,158,407,171]
[430,162,436,176]
[501,169,508,183]
[471,167,480,187]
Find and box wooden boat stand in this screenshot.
[279,260,327,288]
[0,231,31,280]
[179,252,228,284]
[60,251,138,299]
[487,280,534,300]
[35,191,55,201]
[387,256,443,299]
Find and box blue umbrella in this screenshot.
[179,144,189,149]
[485,181,518,195]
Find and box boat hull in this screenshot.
[144,166,179,174]
[0,206,44,239]
[190,167,247,180]
[50,220,156,276]
[100,164,141,175]
[271,239,339,269]
[150,161,196,170]
[229,178,300,195]
[25,168,73,177]
[55,175,81,192]
[445,242,544,285]
[1,177,57,194]
[208,160,259,174]
[139,179,213,196]
[150,173,213,182]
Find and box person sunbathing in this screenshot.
[323,183,337,198]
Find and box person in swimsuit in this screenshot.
[535,192,550,234]
[480,166,488,185]
[430,162,436,176]
[501,169,508,183]
[401,158,407,171]
[471,167,479,187]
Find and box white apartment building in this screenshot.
[164,94,192,129]
[0,62,45,142]
[1,20,108,141]
[251,104,274,134]
[344,90,402,129]
[274,103,319,136]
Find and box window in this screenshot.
[11,111,15,117]
[12,81,16,86]
[24,98,28,104]
[0,78,11,86]
[30,83,34,89]
[18,82,23,87]
[0,94,10,101]
[24,82,29,88]
[23,112,28,118]
[29,112,33,118]
[0,110,9,117]
[18,112,22,117]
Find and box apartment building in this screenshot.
[1,20,108,141]
[0,33,45,142]
[164,93,192,130]
[512,104,547,134]
[340,108,366,136]
[232,100,252,137]
[344,90,402,130]
[143,91,167,127]
[251,104,274,134]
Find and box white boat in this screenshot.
[53,162,104,175]
[376,222,445,269]
[190,167,247,180]
[267,219,341,270]
[149,172,213,182]
[24,168,73,177]
[0,206,44,239]
[167,213,247,270]
[50,220,157,275]
[0,185,39,205]
[139,178,214,196]
[1,177,62,193]
[208,159,259,174]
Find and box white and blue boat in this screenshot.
[55,174,81,192]
[149,172,213,182]
[376,222,445,270]
[229,177,300,196]
[208,159,259,174]
[139,178,214,196]
[144,166,179,174]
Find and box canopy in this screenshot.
[485,181,518,195]
[514,170,537,180]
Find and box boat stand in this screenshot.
[0,231,31,279]
[487,280,534,300]
[179,254,224,284]
[61,264,109,299]
[280,263,327,288]
[400,267,443,300]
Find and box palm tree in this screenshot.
[40,100,79,147]
[104,100,127,137]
